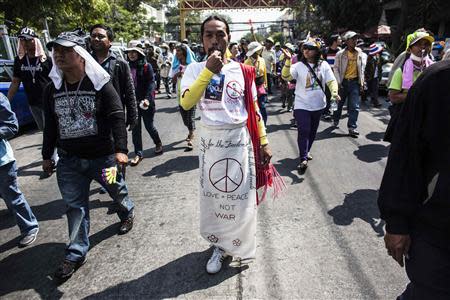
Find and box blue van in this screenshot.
[0,59,34,126]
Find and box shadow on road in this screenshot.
[155,106,179,114]
[266,123,292,134]
[0,196,111,232]
[0,223,120,299]
[84,248,247,299]
[15,143,42,151]
[315,126,349,141]
[140,140,185,158]
[353,144,389,163]
[365,131,386,142]
[143,155,198,178]
[272,158,304,185]
[328,189,385,237]
[16,160,47,178]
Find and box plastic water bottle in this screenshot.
[330,101,338,112]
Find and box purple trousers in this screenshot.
[294,109,323,162]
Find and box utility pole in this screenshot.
[180,0,186,41]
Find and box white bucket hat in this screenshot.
[246,41,263,57]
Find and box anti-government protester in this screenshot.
[8,27,52,131]
[89,24,137,130]
[378,60,450,299]
[332,31,367,138]
[0,93,39,247]
[43,30,135,280]
[180,15,272,274]
[125,46,163,166]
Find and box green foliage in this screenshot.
[2,0,165,41]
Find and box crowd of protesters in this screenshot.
[2,16,450,298]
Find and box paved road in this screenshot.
[0,90,407,299]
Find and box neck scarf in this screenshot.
[49,45,110,90]
[17,38,47,62]
[402,55,433,90]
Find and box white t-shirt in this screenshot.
[290,60,336,111]
[181,61,257,126]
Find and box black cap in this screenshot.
[18,27,37,40]
[46,31,86,50]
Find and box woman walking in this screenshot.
[290,41,339,171]
[126,46,163,166]
[170,43,197,149]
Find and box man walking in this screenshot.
[0,93,39,247]
[261,37,276,95]
[180,15,272,274]
[157,43,173,98]
[89,24,137,130]
[378,60,450,298]
[8,27,52,131]
[332,31,366,137]
[43,31,135,280]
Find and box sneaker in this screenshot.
[19,228,38,247]
[332,120,339,127]
[206,247,227,274]
[287,108,293,112]
[167,94,172,99]
[322,114,332,121]
[298,160,308,172]
[307,152,313,160]
[118,213,134,235]
[281,103,286,108]
[130,155,143,167]
[54,257,87,280]
[155,143,163,154]
[349,128,360,138]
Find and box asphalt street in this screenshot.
[0,89,408,299]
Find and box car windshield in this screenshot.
[0,62,13,82]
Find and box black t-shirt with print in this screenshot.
[13,56,53,106]
[42,78,127,159]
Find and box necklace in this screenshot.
[64,75,86,105]
[25,55,39,84]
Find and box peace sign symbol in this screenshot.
[209,158,243,193]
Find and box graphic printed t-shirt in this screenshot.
[344,50,358,79]
[290,60,336,111]
[13,56,52,106]
[181,61,257,126]
[42,79,127,159]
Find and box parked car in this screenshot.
[0,59,34,126]
[379,62,393,92]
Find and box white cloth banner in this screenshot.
[199,123,257,260]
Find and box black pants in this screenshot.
[399,232,450,299]
[267,73,273,94]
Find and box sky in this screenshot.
[201,8,287,42]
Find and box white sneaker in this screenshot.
[206,247,227,274]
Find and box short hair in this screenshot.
[328,34,340,46]
[228,42,238,50]
[89,24,114,41]
[200,15,231,42]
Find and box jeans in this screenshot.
[29,105,45,131]
[333,79,361,129]
[162,77,171,96]
[56,154,134,262]
[258,94,268,125]
[132,107,162,157]
[179,105,196,131]
[0,161,39,235]
[294,109,323,162]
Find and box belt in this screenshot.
[343,78,359,81]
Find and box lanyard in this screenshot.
[25,56,39,84]
[64,75,86,105]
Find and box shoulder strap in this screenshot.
[302,60,326,94]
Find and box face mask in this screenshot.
[410,51,425,62]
